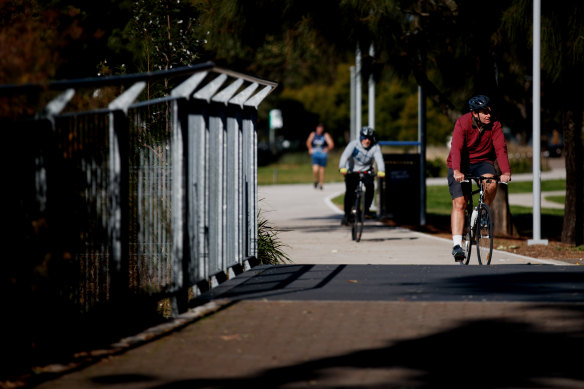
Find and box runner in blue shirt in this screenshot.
[306,123,335,190]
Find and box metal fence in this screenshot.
[10,62,276,321]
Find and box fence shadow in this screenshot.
[91,304,584,388]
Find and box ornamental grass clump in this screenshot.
[257,209,291,265]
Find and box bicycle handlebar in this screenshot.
[349,170,376,176]
[461,175,509,185]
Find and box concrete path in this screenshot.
[508,190,565,210]
[29,163,576,389]
[258,182,566,266]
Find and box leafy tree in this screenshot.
[501,0,584,244]
[2,0,582,242]
[541,2,584,245]
[38,0,135,79]
[195,0,584,243]
[125,0,203,74]
[0,0,59,84]
[0,0,61,117]
[118,0,205,99]
[279,63,351,145]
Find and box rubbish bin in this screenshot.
[378,154,420,224]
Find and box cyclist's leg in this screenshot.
[354,188,365,241]
[343,175,358,223]
[470,162,497,206]
[363,176,375,215]
[451,197,466,235]
[448,168,470,260]
[448,168,471,235]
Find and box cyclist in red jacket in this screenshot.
[447,95,512,261]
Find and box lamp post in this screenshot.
[528,0,548,246]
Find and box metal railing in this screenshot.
[13,63,276,319]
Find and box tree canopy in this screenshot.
[1,0,583,243]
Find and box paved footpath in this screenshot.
[33,177,584,389]
[257,182,565,266]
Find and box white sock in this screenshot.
[453,235,462,247]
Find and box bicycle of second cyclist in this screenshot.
[349,170,375,242]
[461,175,507,265]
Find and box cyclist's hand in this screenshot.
[500,173,511,183]
[339,168,348,175]
[377,171,385,178]
[453,170,465,182]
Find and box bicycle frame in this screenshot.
[464,175,506,206]
[461,175,507,265]
[351,170,375,199]
[352,171,375,201]
[349,170,375,242]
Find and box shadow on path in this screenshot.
[197,264,584,303]
[93,303,584,388]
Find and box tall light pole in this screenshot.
[528,0,548,246]
[418,86,426,226]
[350,66,356,142]
[368,43,375,129]
[355,45,362,140]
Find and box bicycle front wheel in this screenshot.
[352,191,365,242]
[476,203,493,265]
[462,213,473,265]
[351,192,359,241]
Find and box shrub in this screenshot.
[257,208,291,265]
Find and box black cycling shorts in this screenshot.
[448,161,497,200]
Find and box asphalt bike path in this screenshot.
[33,174,584,389]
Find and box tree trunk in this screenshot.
[561,109,584,245]
[493,183,519,238]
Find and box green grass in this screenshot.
[507,179,565,193]
[329,181,567,218]
[426,185,455,215]
[331,192,344,208]
[259,151,566,219]
[426,182,565,217]
[331,185,566,218]
[545,195,565,204]
[258,151,344,186]
[509,205,564,216]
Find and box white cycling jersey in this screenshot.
[339,140,385,173]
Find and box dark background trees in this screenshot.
[200,0,584,245]
[1,0,582,244]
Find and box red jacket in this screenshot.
[446,112,511,174]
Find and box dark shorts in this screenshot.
[448,161,497,200]
[311,151,327,167]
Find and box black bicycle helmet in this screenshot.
[360,126,375,140]
[468,95,491,111]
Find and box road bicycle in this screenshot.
[350,170,375,242]
[460,175,507,265]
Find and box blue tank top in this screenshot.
[311,133,328,152]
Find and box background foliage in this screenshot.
[1,0,583,243]
[2,0,582,146]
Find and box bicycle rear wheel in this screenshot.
[462,212,473,265]
[352,191,365,242]
[476,203,493,265]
